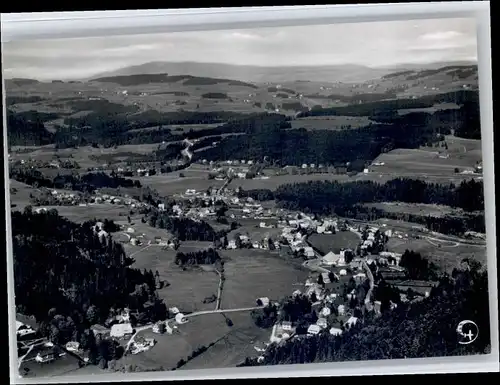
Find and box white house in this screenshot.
[329,327,343,336]
[175,313,187,324]
[338,305,346,316]
[316,318,328,329]
[321,272,331,283]
[307,324,321,335]
[227,239,237,249]
[257,297,270,307]
[304,247,315,258]
[65,341,80,352]
[110,323,133,338]
[339,269,347,276]
[282,321,293,331]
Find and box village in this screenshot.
[17,170,438,374]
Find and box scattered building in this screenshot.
[307,324,321,335]
[110,323,133,338]
[65,341,80,352]
[257,297,270,307]
[329,327,343,336]
[175,313,187,324]
[316,318,328,329]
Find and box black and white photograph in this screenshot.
[2,4,497,381]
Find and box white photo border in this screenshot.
[2,2,498,383]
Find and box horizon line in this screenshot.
[4,58,478,82]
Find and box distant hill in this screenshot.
[382,64,477,81]
[5,78,40,87]
[90,73,258,88]
[89,61,402,84]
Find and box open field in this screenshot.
[308,232,361,254]
[114,311,266,371]
[219,249,308,309]
[9,179,37,209]
[11,143,159,170]
[397,102,460,115]
[128,245,220,313]
[137,175,224,196]
[357,142,482,184]
[19,350,81,379]
[290,115,373,130]
[226,226,282,244]
[180,313,269,370]
[386,236,487,273]
[362,202,463,218]
[40,204,131,223]
[371,148,479,173]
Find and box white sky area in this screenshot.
[2,17,477,80]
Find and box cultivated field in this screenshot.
[358,141,482,185]
[219,249,308,309]
[386,236,487,273]
[137,174,224,196]
[179,313,269,370]
[308,232,361,254]
[9,144,162,170]
[114,311,266,371]
[19,350,81,379]
[9,179,37,209]
[128,244,220,313]
[362,202,463,218]
[397,102,460,115]
[40,204,131,223]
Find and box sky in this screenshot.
[2,17,477,80]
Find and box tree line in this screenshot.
[236,178,484,236]
[146,211,223,242]
[174,248,221,266]
[9,167,142,193]
[195,114,442,167]
[274,178,484,213]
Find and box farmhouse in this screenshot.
[65,341,80,352]
[281,321,294,331]
[257,297,270,307]
[303,247,315,258]
[329,327,343,336]
[307,324,321,335]
[110,323,133,338]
